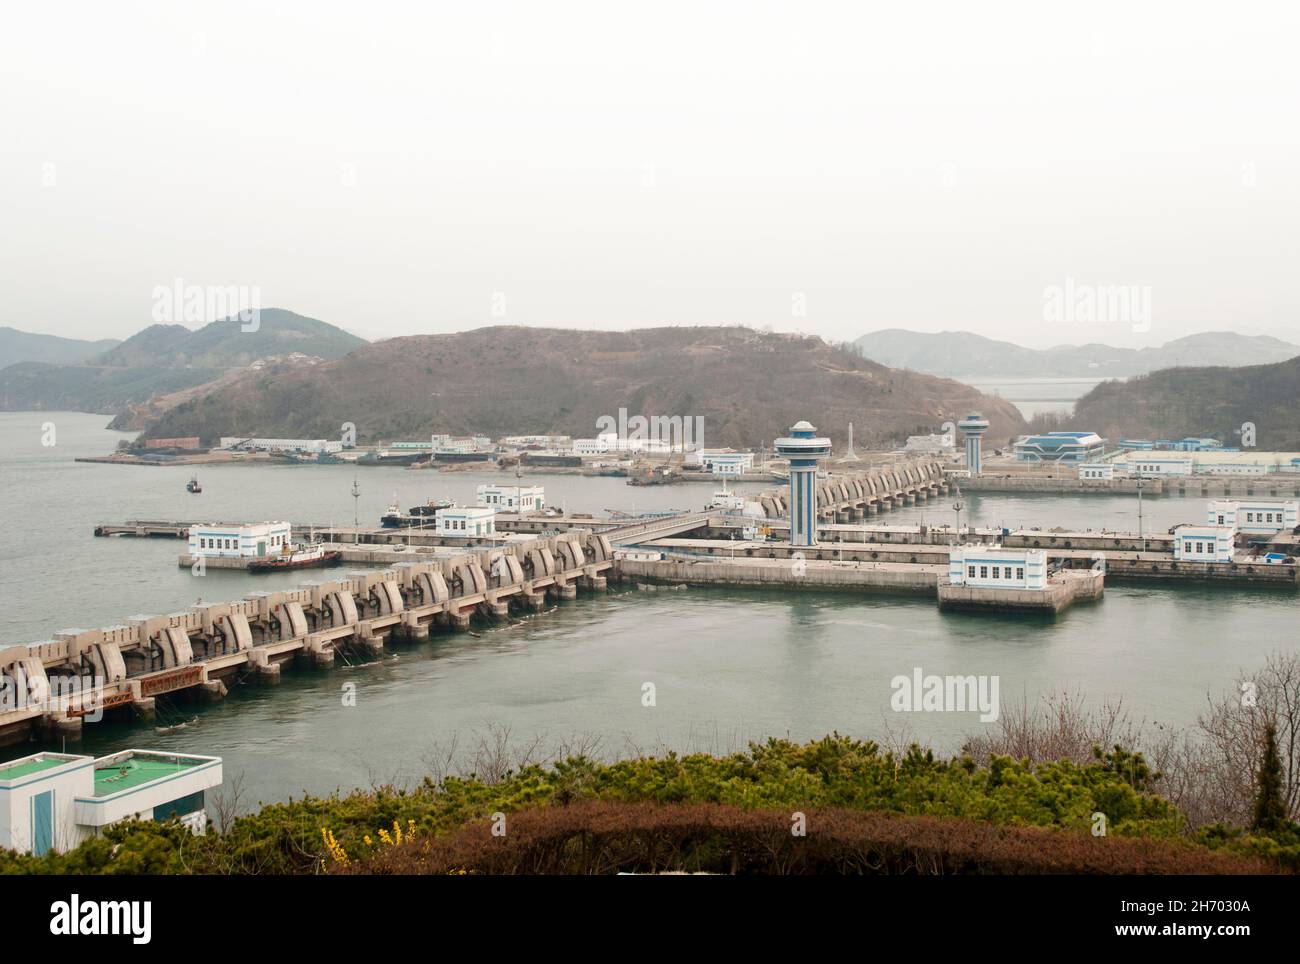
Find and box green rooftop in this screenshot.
[93,754,203,797]
[0,756,69,780]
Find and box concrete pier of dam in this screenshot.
[611,552,1105,614]
[0,530,614,748]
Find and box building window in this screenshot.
[1004,567,1012,579]
[967,566,975,578]
[979,566,988,579]
[991,567,999,579]
[1184,541,1192,553]
[1016,567,1024,580]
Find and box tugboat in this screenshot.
[186,475,202,494]
[247,542,342,573]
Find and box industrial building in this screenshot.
[476,484,545,512]
[188,521,292,558]
[572,434,673,455]
[947,546,1047,590]
[1119,437,1227,452]
[1114,450,1300,477]
[0,749,221,856]
[1013,431,1106,463]
[1127,456,1194,476]
[1077,462,1117,482]
[435,505,497,537]
[499,435,572,449]
[693,449,755,475]
[1173,525,1235,563]
[1207,500,1299,535]
[219,437,344,454]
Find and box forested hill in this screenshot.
[141,325,1029,448]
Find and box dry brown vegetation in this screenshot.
[141,325,1028,448]
[349,801,1277,875]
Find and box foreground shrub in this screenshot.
[348,801,1277,875]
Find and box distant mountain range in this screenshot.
[137,325,1028,448]
[0,309,367,414]
[853,330,1300,378]
[0,327,120,366]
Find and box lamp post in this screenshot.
[1136,469,1145,552]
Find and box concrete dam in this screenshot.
[0,530,615,747]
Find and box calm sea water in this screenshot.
[1,412,1294,809]
[955,375,1114,419]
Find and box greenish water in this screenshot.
[1,412,1295,811]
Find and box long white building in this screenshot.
[189,522,292,558]
[219,437,343,454]
[1207,499,1299,535]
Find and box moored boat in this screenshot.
[247,543,342,572]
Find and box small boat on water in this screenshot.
[247,542,342,573]
[186,476,202,494]
[705,479,745,511]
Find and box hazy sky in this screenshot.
[2,1,1297,348]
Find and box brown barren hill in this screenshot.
[141,326,1027,449]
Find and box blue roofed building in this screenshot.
[1013,431,1106,463]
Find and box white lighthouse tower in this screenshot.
[774,420,832,547]
[958,412,990,477]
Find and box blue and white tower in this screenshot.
[774,420,832,547]
[958,411,990,477]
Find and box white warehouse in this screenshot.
[219,437,343,454]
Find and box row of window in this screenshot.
[1184,540,1218,555]
[440,519,494,533]
[198,534,286,550]
[1246,511,1284,524]
[967,565,1026,581]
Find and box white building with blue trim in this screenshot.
[476,485,545,512]
[435,505,496,537]
[188,521,292,558]
[1077,462,1117,482]
[1128,456,1194,476]
[1013,431,1105,463]
[693,449,755,476]
[1173,525,1235,563]
[1207,500,1298,535]
[0,749,221,856]
[948,546,1047,590]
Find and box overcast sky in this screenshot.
[2,1,1297,349]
